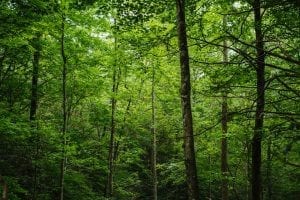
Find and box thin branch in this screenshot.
[275,77,300,97]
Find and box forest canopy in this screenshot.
[0,0,299,200]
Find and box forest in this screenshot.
[0,0,299,199]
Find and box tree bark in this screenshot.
[59,11,67,200]
[209,154,212,199]
[221,96,229,200]
[252,0,265,199]
[30,34,40,122]
[113,98,131,162]
[0,175,8,200]
[266,138,272,200]
[106,70,116,197]
[30,33,41,200]
[221,15,229,200]
[247,140,252,200]
[106,20,119,197]
[176,0,199,199]
[151,64,157,200]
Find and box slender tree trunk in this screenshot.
[0,51,5,89]
[106,21,119,197]
[30,34,40,122]
[209,154,212,199]
[266,138,272,200]
[106,72,116,197]
[114,98,131,162]
[0,175,8,200]
[30,33,41,200]
[221,94,228,200]
[247,139,252,200]
[252,0,265,199]
[221,15,229,200]
[151,64,158,200]
[59,11,67,200]
[176,0,199,199]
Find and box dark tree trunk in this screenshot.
[59,12,67,200]
[30,34,40,122]
[247,140,252,200]
[0,51,6,89]
[221,95,228,200]
[176,0,199,199]
[266,138,272,200]
[208,155,212,199]
[252,0,265,199]
[151,64,157,200]
[106,74,116,197]
[221,15,229,200]
[106,22,119,197]
[30,33,41,200]
[0,175,8,200]
[113,98,131,162]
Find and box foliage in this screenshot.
[0,0,299,199]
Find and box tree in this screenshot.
[221,15,229,200]
[151,63,157,200]
[176,0,199,199]
[106,19,120,198]
[59,4,68,200]
[30,33,41,200]
[0,175,8,200]
[252,0,265,199]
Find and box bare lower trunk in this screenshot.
[59,11,67,200]
[0,175,8,200]
[113,98,131,162]
[30,34,40,122]
[252,0,265,199]
[266,138,272,200]
[209,155,212,199]
[176,0,199,199]
[30,33,41,200]
[221,15,229,200]
[247,140,252,200]
[106,90,116,197]
[151,64,157,200]
[106,22,119,197]
[221,94,228,200]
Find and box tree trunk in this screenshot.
[209,154,212,199]
[247,139,252,200]
[59,11,67,200]
[30,33,41,200]
[30,34,40,122]
[252,0,265,199]
[151,64,158,200]
[176,0,199,199]
[0,175,8,200]
[113,98,131,162]
[106,73,116,197]
[266,137,272,200]
[221,96,228,199]
[106,21,119,197]
[221,15,229,200]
